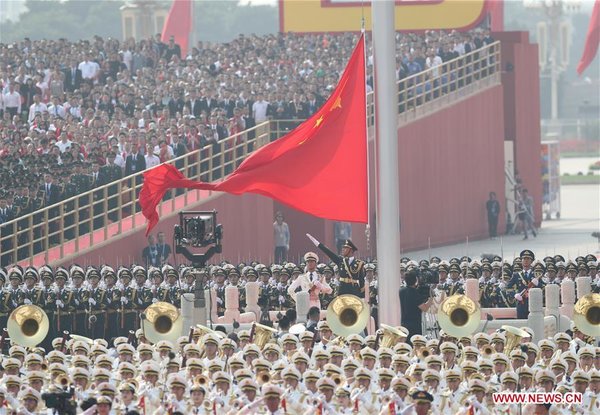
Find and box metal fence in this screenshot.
[0,41,501,266]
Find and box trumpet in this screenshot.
[258,371,271,385]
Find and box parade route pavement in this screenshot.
[405,184,600,261]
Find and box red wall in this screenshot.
[496,31,543,225]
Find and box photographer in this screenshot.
[399,269,433,344]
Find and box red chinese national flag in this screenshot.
[140,34,368,235]
[161,0,192,57]
[577,0,600,75]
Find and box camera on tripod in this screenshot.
[174,210,223,248]
[42,387,76,415]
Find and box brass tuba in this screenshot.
[573,293,600,337]
[7,305,49,347]
[326,294,370,337]
[141,302,183,344]
[437,295,480,338]
[378,324,406,349]
[500,325,530,355]
[252,323,278,348]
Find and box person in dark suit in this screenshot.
[163,36,181,61]
[100,153,123,222]
[63,59,83,92]
[185,90,202,118]
[200,90,219,115]
[124,148,146,177]
[90,161,104,229]
[0,192,19,266]
[40,173,62,245]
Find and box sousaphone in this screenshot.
[437,295,480,338]
[573,293,600,337]
[142,301,183,344]
[7,305,49,347]
[326,294,370,337]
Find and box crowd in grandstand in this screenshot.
[0,28,495,223]
[0,248,597,413]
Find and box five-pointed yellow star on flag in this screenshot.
[314,115,324,128]
[330,96,342,111]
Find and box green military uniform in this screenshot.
[133,266,152,328]
[54,268,73,336]
[87,267,107,339]
[102,266,121,343]
[40,266,56,351]
[0,272,9,352]
[69,266,89,335]
[15,188,32,261]
[117,267,137,337]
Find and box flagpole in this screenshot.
[372,0,401,327]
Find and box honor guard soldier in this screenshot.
[6,267,25,313]
[159,265,181,307]
[39,266,56,351]
[211,267,227,316]
[117,267,137,336]
[366,263,378,326]
[275,268,294,311]
[318,264,336,310]
[54,267,73,336]
[0,270,9,342]
[181,267,196,295]
[87,267,106,340]
[307,234,366,298]
[69,265,89,335]
[132,266,152,325]
[258,266,273,310]
[22,267,44,307]
[505,250,544,319]
[102,266,121,343]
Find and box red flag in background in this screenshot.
[140,34,368,235]
[577,0,600,75]
[161,0,192,57]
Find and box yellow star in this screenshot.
[330,96,342,111]
[314,115,324,128]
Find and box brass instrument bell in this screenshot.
[573,293,600,337]
[7,305,49,347]
[437,295,480,338]
[378,324,406,349]
[500,325,530,355]
[252,323,278,348]
[326,294,370,337]
[142,302,183,344]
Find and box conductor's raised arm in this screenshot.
[306,233,341,264]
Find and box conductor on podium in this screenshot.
[306,233,365,298]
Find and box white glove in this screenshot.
[88,298,96,306]
[74,299,79,306]
[515,293,523,302]
[56,300,64,308]
[531,277,539,286]
[23,299,32,305]
[152,298,158,303]
[306,233,319,247]
[279,295,285,304]
[498,282,506,290]
[107,297,112,304]
[121,296,128,305]
[216,297,223,305]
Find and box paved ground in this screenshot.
[405,184,600,261]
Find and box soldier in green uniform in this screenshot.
[0,270,9,349]
[39,266,56,351]
[149,267,164,303]
[275,268,294,311]
[225,266,244,312]
[6,267,25,314]
[69,265,89,335]
[307,235,366,298]
[71,161,92,235]
[62,170,78,240]
[100,152,123,222]
[54,267,73,336]
[117,267,138,337]
[211,267,227,317]
[158,266,181,308]
[22,267,44,307]
[444,264,465,297]
[133,266,152,329]
[258,267,273,312]
[366,263,378,327]
[87,267,106,340]
[101,266,121,343]
[181,268,196,295]
[318,265,337,310]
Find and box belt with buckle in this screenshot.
[339,278,358,285]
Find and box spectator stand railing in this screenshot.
[2,41,501,267]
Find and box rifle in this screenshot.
[0,328,7,355]
[181,327,194,368]
[249,323,256,343]
[60,331,69,353]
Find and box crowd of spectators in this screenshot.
[0,28,494,228]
